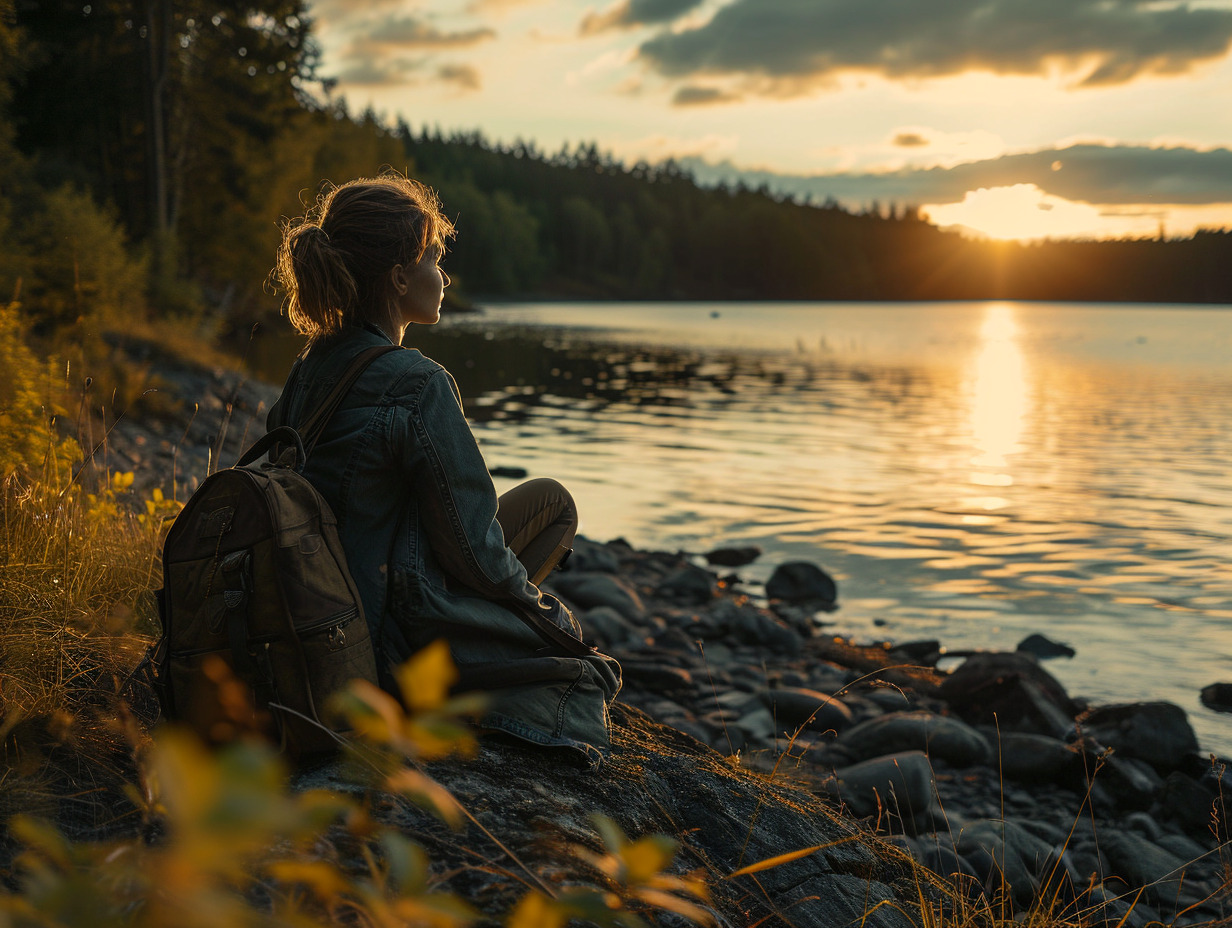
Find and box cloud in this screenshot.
[436,63,482,91]
[892,132,929,148]
[367,15,495,48]
[639,0,1232,92]
[331,53,421,87]
[671,84,741,106]
[581,0,707,35]
[679,144,1232,208]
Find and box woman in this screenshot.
[268,174,620,768]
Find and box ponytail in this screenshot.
[274,222,358,338]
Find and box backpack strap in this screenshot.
[236,344,400,469]
[297,344,402,459]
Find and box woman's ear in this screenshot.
[390,264,410,295]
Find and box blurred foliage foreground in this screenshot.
[0,298,719,927]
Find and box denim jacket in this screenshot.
[267,324,621,768]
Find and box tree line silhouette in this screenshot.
[2,0,1229,351]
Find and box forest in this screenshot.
[2,0,1231,358]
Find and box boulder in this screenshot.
[1081,702,1198,770]
[704,545,762,568]
[655,564,718,604]
[938,652,1075,736]
[758,687,854,736]
[838,712,991,767]
[567,536,622,573]
[1200,682,1232,713]
[296,705,918,928]
[1016,633,1076,660]
[765,561,838,608]
[832,751,937,825]
[546,571,646,621]
[993,732,1077,784]
[954,818,1065,908]
[580,605,639,648]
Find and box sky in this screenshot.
[306,0,1232,241]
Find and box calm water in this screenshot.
[257,301,1232,754]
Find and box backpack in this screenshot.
[147,345,398,758]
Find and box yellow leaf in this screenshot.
[506,891,569,928]
[621,836,676,884]
[397,640,458,712]
[635,888,715,926]
[726,844,827,878]
[266,860,349,900]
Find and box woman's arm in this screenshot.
[396,367,579,633]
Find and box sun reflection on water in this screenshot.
[968,304,1028,475]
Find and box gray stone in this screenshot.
[1200,682,1232,713]
[1016,632,1076,660]
[581,605,639,647]
[758,687,854,736]
[993,731,1077,783]
[655,564,718,604]
[546,571,645,621]
[704,545,762,568]
[567,536,622,573]
[765,561,838,607]
[838,711,992,767]
[1081,701,1198,770]
[954,818,1059,907]
[833,751,937,823]
[1101,829,1187,901]
[734,707,778,742]
[939,651,1075,736]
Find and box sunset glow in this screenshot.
[309,0,1232,241]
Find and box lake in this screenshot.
[257,300,1232,755]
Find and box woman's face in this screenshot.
[394,243,449,328]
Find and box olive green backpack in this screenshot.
[147,346,398,758]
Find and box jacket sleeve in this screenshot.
[395,367,580,635]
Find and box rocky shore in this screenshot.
[534,537,1231,926]
[97,349,1231,925]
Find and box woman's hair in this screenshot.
[273,174,455,338]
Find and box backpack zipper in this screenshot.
[169,608,359,658]
[297,607,361,651]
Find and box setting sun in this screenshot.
[921,183,1161,241]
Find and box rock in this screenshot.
[567,536,622,573]
[620,662,694,693]
[1200,682,1232,713]
[838,712,991,768]
[765,561,838,608]
[488,465,528,479]
[655,564,718,604]
[954,818,1063,908]
[546,571,645,621]
[1016,633,1076,660]
[939,652,1075,736]
[993,732,1077,784]
[1159,771,1219,837]
[1100,829,1186,904]
[1081,702,1198,771]
[703,545,762,567]
[758,687,854,736]
[580,605,639,648]
[832,751,937,826]
[1096,754,1164,809]
[299,704,916,928]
